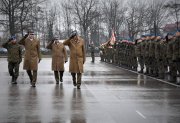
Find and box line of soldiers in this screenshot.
[100,30,180,85]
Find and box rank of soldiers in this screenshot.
[99,30,180,85]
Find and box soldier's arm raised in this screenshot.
[2,39,10,49]
[19,34,28,45]
[46,40,54,49]
[63,38,70,46]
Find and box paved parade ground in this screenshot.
[0,57,180,123]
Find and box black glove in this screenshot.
[39,59,41,63]
[24,34,28,38]
[19,59,22,64]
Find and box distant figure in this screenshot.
[2,36,22,84]
[63,30,86,89]
[19,30,41,87]
[89,42,95,62]
[46,37,68,84]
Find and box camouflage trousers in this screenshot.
[91,52,95,62]
[167,60,177,77]
[137,56,144,70]
[8,62,20,78]
[149,57,158,75]
[157,59,165,74]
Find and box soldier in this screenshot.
[139,36,146,73]
[89,42,95,62]
[129,41,137,71]
[2,36,22,84]
[173,30,180,84]
[135,39,143,72]
[166,33,176,82]
[144,35,151,75]
[46,37,68,84]
[19,30,41,87]
[63,30,86,89]
[148,35,158,77]
[155,35,165,79]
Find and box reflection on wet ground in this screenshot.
[0,57,180,123]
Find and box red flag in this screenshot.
[110,29,116,45]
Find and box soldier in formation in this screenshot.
[100,30,180,85]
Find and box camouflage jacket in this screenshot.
[2,42,22,63]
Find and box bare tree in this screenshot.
[102,0,126,38]
[70,0,99,48]
[125,0,148,40]
[145,0,168,35]
[164,0,180,30]
[61,0,73,37]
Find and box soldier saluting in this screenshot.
[63,30,86,89]
[46,37,68,84]
[19,30,41,87]
[2,36,22,84]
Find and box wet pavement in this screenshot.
[0,57,180,123]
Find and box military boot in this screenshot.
[12,76,17,84]
[169,76,176,83]
[11,76,15,83]
[144,68,149,75]
[138,69,143,73]
[157,74,164,79]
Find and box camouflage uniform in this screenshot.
[139,41,145,73]
[2,41,22,84]
[166,38,176,82]
[135,42,144,72]
[89,44,95,62]
[155,39,166,79]
[149,39,158,77]
[173,36,180,83]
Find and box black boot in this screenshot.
[12,77,17,84]
[157,74,164,79]
[169,76,176,83]
[11,76,15,83]
[138,69,143,73]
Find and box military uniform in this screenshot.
[148,38,158,77]
[63,35,86,89]
[173,35,180,83]
[2,40,22,84]
[166,38,176,82]
[47,40,68,84]
[19,34,41,87]
[155,39,166,79]
[89,44,95,62]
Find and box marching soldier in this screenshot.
[47,37,68,84]
[63,30,86,89]
[2,36,22,84]
[19,30,41,87]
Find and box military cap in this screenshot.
[70,30,78,38]
[9,35,16,41]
